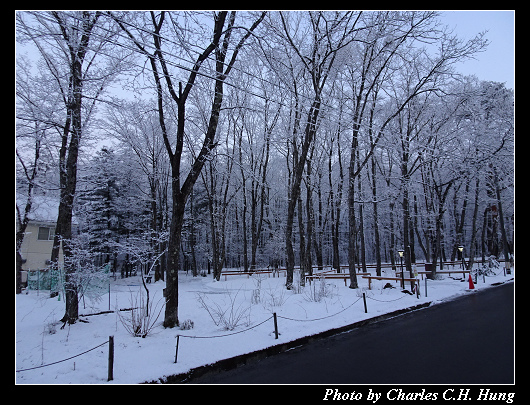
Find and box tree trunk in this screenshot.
[400,129,413,279]
[328,130,344,274]
[467,177,481,270]
[240,180,249,273]
[55,59,82,325]
[451,179,470,261]
[413,194,428,263]
[389,200,397,271]
[357,151,367,274]
[492,165,511,265]
[297,194,306,284]
[285,197,297,289]
[250,117,272,271]
[189,190,199,277]
[311,175,324,272]
[370,154,382,276]
[305,150,315,278]
[402,182,413,278]
[347,189,358,288]
[44,11,101,325]
[164,189,185,328]
[285,99,320,289]
[347,120,361,289]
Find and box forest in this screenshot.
[15,11,514,328]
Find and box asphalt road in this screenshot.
[192,282,514,384]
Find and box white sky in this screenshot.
[15,10,515,92]
[438,10,515,90]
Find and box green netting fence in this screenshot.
[26,264,110,295]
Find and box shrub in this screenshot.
[117,290,164,338]
[304,275,336,302]
[196,289,250,331]
[180,319,194,330]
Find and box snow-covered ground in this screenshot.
[16,264,514,384]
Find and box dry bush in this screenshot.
[196,289,250,331]
[117,290,164,338]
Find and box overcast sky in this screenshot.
[15,10,515,91]
[438,10,514,90]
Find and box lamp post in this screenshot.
[398,249,404,289]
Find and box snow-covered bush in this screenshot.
[44,321,57,335]
[304,275,337,302]
[263,284,289,310]
[196,289,250,331]
[477,255,500,276]
[355,286,373,298]
[250,273,266,304]
[179,319,194,330]
[251,289,260,305]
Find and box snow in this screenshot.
[15,265,514,384]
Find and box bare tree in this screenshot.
[16,11,117,324]
[15,57,54,294]
[276,11,362,289]
[111,11,266,327]
[16,11,513,327]
[344,11,487,287]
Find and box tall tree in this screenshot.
[15,57,57,294]
[112,11,266,327]
[346,11,487,287]
[16,11,115,324]
[277,11,362,289]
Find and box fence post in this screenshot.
[273,313,279,339]
[425,277,428,297]
[174,335,180,363]
[107,336,114,382]
[362,293,367,313]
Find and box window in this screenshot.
[37,227,54,241]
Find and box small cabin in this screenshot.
[17,197,67,288]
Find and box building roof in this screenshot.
[16,195,77,225]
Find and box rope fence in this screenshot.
[276,296,362,322]
[173,315,274,363]
[173,268,513,364]
[177,315,274,339]
[366,294,408,303]
[16,336,115,382]
[174,294,370,363]
[17,267,511,378]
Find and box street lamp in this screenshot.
[398,249,404,289]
